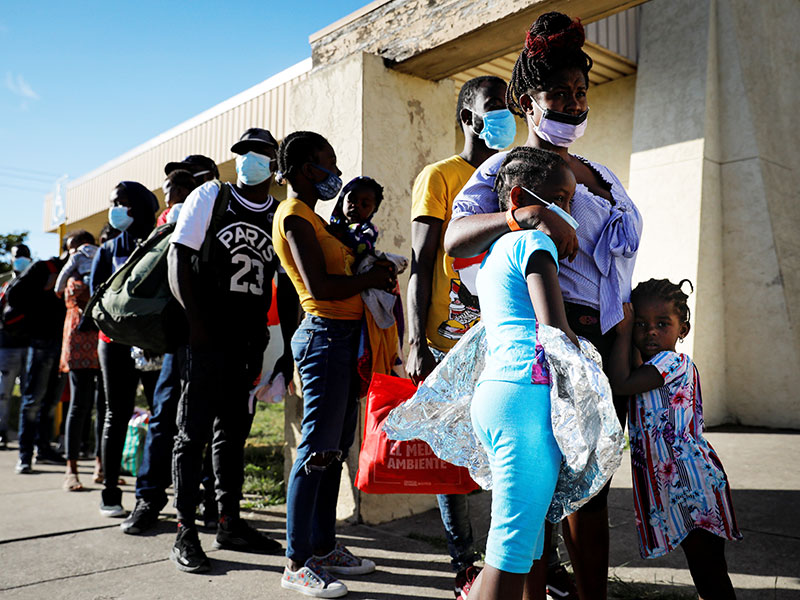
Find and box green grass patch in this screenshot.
[241,402,286,508]
[248,401,284,445]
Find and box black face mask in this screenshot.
[538,106,589,125]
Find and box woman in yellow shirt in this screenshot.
[273,131,395,598]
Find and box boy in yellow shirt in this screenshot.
[407,75,512,599]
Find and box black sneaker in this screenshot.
[170,524,210,573]
[34,449,66,465]
[546,564,579,599]
[120,499,159,535]
[212,515,282,554]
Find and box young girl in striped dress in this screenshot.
[609,279,741,600]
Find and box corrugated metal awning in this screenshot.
[45,59,311,232]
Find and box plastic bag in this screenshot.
[131,346,163,371]
[356,374,479,494]
[120,408,149,476]
[384,322,624,522]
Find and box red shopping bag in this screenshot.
[355,374,479,494]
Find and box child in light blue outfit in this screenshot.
[469,147,580,599]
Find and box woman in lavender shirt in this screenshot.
[444,12,642,600]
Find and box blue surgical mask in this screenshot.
[236,151,273,186]
[108,206,134,232]
[474,108,517,150]
[12,256,32,273]
[520,186,579,230]
[311,164,343,200]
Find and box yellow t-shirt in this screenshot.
[410,154,478,352]
[273,198,364,320]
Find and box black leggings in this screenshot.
[98,340,139,506]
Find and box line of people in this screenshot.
[0,10,743,600]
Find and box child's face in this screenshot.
[344,188,377,224]
[162,180,190,208]
[632,298,690,360]
[514,165,576,212]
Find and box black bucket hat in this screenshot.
[164,154,219,178]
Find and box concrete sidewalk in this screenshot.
[0,428,798,599]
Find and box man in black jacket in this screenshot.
[9,250,67,473]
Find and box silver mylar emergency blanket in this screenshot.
[384,321,624,523]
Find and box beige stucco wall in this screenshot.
[629,0,800,428]
[715,0,800,427]
[284,52,456,524]
[570,74,636,189]
[628,0,728,426]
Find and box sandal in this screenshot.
[92,462,126,485]
[63,473,84,492]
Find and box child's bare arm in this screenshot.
[525,251,579,347]
[608,303,663,395]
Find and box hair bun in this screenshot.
[525,16,585,59]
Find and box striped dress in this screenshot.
[628,351,742,558]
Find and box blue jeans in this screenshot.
[136,353,214,510]
[0,346,27,437]
[17,338,62,463]
[286,315,361,563]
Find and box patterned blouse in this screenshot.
[452,151,643,334]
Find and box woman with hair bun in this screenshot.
[445,11,643,600]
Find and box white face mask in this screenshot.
[531,98,589,147]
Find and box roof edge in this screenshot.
[68,58,313,190]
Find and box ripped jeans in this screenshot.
[286,315,361,564]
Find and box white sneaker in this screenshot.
[99,503,126,518]
[281,558,347,598]
[313,542,376,575]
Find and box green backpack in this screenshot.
[85,181,231,354]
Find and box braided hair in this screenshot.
[494,146,567,211]
[456,75,506,128]
[507,12,593,117]
[276,131,329,184]
[631,278,694,324]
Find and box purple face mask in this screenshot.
[532,99,589,147]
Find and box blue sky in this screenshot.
[0,0,367,259]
